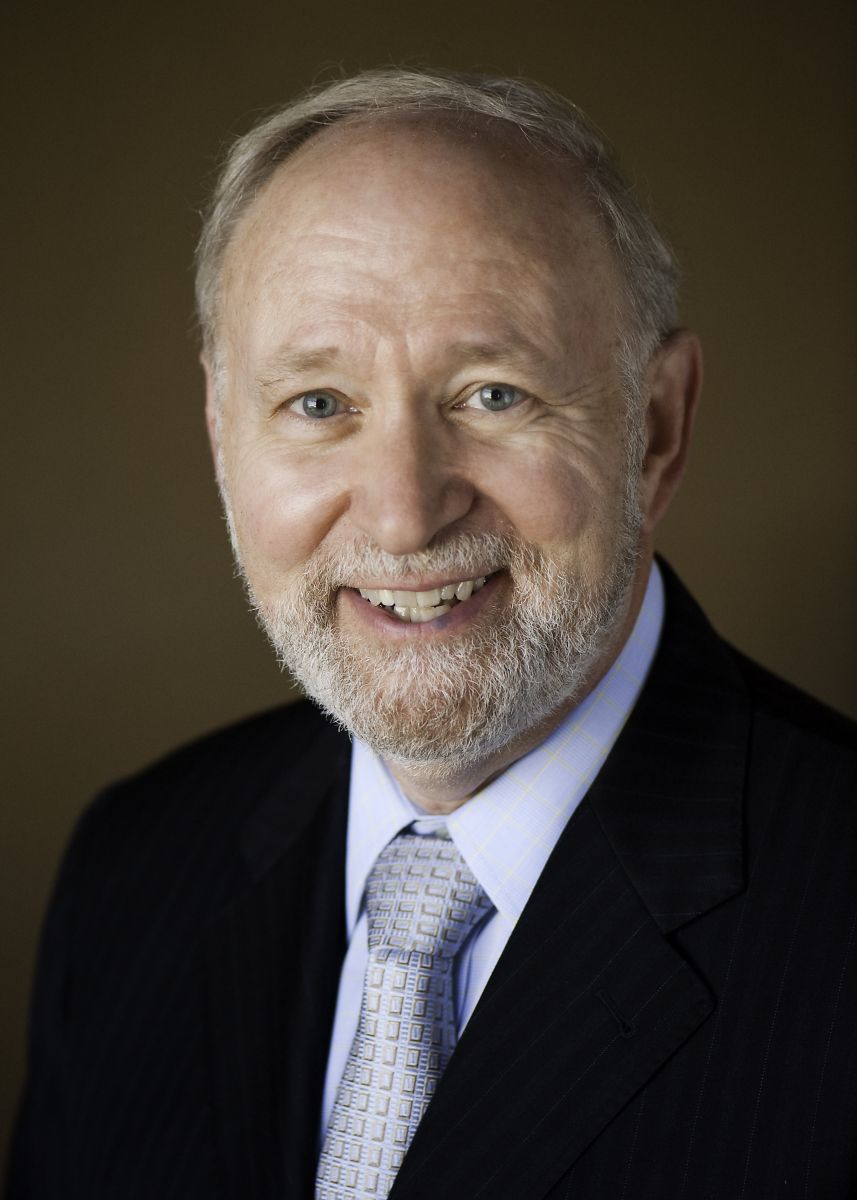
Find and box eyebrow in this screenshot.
[256,338,544,374]
[256,347,343,389]
[441,339,547,372]
[254,336,552,394]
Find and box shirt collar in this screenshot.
[346,560,664,932]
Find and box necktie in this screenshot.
[315,829,492,1198]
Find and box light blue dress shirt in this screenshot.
[320,561,665,1140]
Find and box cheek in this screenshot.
[486,449,620,561]
[227,445,344,580]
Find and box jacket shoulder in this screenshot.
[731,647,857,755]
[658,557,857,756]
[123,695,342,782]
[60,699,349,903]
[93,697,343,814]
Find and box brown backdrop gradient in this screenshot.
[3,0,855,1168]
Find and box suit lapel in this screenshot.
[202,714,351,1199]
[391,566,751,1199]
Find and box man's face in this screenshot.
[210,117,647,774]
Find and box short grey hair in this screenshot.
[195,67,680,394]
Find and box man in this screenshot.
[8,69,857,1199]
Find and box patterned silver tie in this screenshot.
[315,829,492,1199]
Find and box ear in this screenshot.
[201,353,223,482]
[638,329,702,533]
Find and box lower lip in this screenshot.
[339,573,503,638]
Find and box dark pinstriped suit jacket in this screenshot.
[8,563,857,1198]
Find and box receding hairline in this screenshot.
[256,103,589,171]
[215,108,625,360]
[222,107,610,274]
[196,68,681,387]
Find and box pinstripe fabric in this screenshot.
[7,562,857,1199]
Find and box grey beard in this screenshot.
[242,524,641,779]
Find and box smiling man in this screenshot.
[206,103,688,807]
[9,70,857,1200]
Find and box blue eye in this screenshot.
[466,383,523,412]
[294,391,339,418]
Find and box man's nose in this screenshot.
[347,414,476,556]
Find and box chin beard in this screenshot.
[239,525,641,780]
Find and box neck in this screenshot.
[385,705,581,813]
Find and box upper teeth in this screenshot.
[358,575,488,610]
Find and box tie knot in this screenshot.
[365,832,492,960]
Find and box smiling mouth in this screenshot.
[356,574,491,623]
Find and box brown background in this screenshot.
[3,0,855,1168]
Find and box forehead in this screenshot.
[220,114,624,366]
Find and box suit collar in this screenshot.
[240,703,352,879]
[589,559,749,934]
